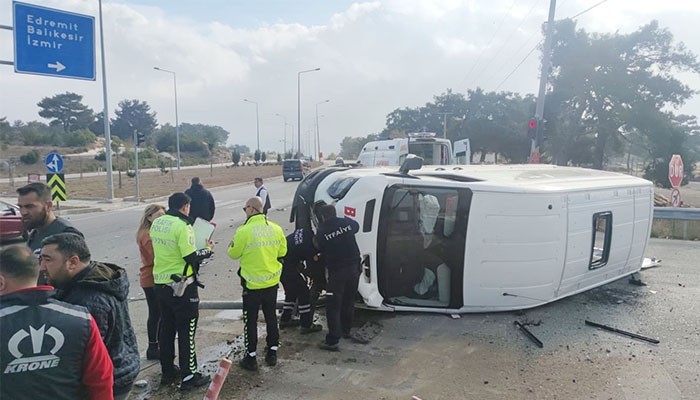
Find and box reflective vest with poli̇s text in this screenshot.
[151,214,196,284]
[228,214,287,290]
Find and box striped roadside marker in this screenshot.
[202,358,233,400]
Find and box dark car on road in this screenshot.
[283,159,309,182]
[0,200,27,242]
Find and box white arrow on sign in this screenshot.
[47,154,59,171]
[48,61,66,72]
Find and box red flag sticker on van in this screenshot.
[344,206,356,217]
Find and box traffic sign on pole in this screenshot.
[13,1,95,80]
[668,154,684,188]
[670,188,681,208]
[45,152,63,173]
[47,173,67,201]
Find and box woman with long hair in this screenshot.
[137,204,166,360]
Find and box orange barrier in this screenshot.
[203,358,233,400]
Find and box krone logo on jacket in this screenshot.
[3,324,64,374]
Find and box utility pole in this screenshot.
[529,0,557,164]
[438,112,452,139]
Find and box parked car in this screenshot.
[0,200,27,242]
[283,159,309,182]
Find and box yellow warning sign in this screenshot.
[47,173,67,201]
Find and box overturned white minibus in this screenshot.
[290,157,654,313]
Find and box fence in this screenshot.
[652,207,700,240]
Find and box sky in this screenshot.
[2,0,700,156]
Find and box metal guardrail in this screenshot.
[653,207,700,240]
[653,207,700,221]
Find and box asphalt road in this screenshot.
[4,178,698,399]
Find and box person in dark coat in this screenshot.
[40,233,140,400]
[184,177,216,221]
[280,227,323,334]
[313,205,361,351]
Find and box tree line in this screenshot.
[339,19,700,188]
[0,93,231,158]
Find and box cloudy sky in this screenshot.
[2,0,700,155]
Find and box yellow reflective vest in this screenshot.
[151,213,197,284]
[228,214,287,290]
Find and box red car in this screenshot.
[0,200,27,242]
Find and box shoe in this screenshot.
[239,354,258,371]
[342,332,352,339]
[146,343,160,360]
[265,349,277,366]
[300,323,323,334]
[318,341,340,352]
[279,319,301,328]
[160,366,181,386]
[178,372,210,391]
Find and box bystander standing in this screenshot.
[184,177,216,221]
[40,233,139,400]
[136,204,167,360]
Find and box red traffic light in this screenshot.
[529,120,537,129]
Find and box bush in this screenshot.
[63,129,97,147]
[20,149,40,164]
[94,151,106,161]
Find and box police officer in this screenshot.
[0,245,114,400]
[228,197,287,371]
[313,204,361,351]
[280,227,323,334]
[151,192,213,390]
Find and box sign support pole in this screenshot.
[133,131,140,201]
[98,0,114,201]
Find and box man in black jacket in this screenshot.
[184,177,216,221]
[313,205,361,351]
[40,233,139,400]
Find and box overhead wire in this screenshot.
[467,0,543,89]
[459,0,518,87]
[492,0,612,90]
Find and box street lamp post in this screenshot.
[297,67,320,157]
[275,113,288,156]
[315,99,330,161]
[153,66,180,170]
[243,99,260,159]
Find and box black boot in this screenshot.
[239,354,258,371]
[147,342,160,360]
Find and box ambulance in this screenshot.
[290,156,656,314]
[356,132,471,167]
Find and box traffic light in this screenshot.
[527,119,537,140]
[136,131,146,146]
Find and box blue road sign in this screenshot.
[45,152,64,173]
[13,1,95,80]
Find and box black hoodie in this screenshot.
[55,261,140,395]
[185,183,216,221]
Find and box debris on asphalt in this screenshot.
[514,321,544,348]
[584,320,660,344]
[134,380,148,388]
[349,320,382,344]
